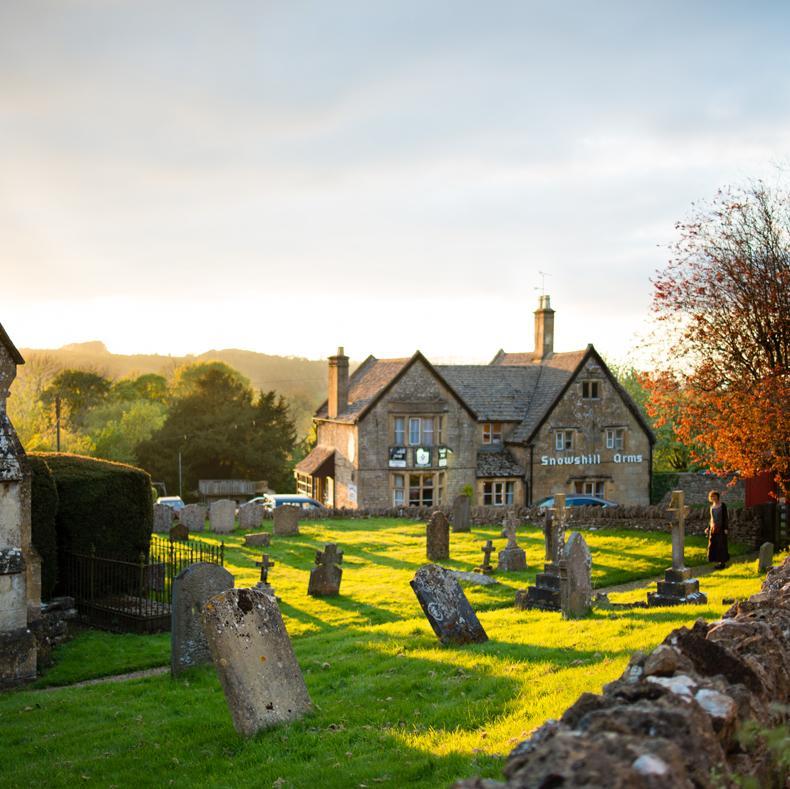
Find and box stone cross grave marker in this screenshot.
[169,522,189,542]
[238,502,265,531]
[200,588,313,736]
[498,518,527,572]
[179,503,207,532]
[559,531,593,619]
[516,508,561,611]
[153,503,173,533]
[476,540,496,575]
[667,489,690,570]
[451,494,471,533]
[426,511,450,562]
[550,494,568,562]
[171,562,234,677]
[410,564,488,645]
[307,543,343,597]
[273,505,300,536]
[758,542,774,573]
[256,554,275,591]
[209,499,236,534]
[244,532,271,548]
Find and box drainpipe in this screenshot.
[528,444,534,505]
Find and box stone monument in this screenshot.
[410,564,488,645]
[179,503,207,532]
[426,511,450,562]
[209,499,236,534]
[559,531,593,619]
[255,554,275,595]
[307,543,343,597]
[647,490,707,607]
[758,542,774,573]
[497,518,526,572]
[200,588,313,736]
[153,503,173,533]
[244,532,271,548]
[475,540,496,575]
[451,494,471,533]
[273,505,300,536]
[169,522,189,541]
[238,502,265,531]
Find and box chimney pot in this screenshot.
[327,346,350,419]
[534,295,555,361]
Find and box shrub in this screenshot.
[27,455,59,601]
[32,453,153,579]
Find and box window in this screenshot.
[482,422,503,444]
[436,416,444,445]
[581,380,600,399]
[483,480,515,506]
[296,472,312,497]
[437,472,445,504]
[392,474,405,506]
[554,429,574,450]
[393,417,405,446]
[574,480,605,497]
[409,473,434,506]
[422,417,434,446]
[605,428,625,450]
[408,417,421,445]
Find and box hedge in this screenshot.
[31,453,153,582]
[27,455,59,601]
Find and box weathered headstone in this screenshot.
[244,532,271,548]
[451,494,471,533]
[516,503,565,611]
[153,503,174,533]
[497,520,527,572]
[758,542,774,573]
[647,490,707,607]
[238,502,265,531]
[307,543,343,597]
[410,564,488,645]
[209,499,236,534]
[171,562,234,677]
[273,505,300,536]
[559,532,593,619]
[179,503,207,532]
[200,588,313,736]
[255,554,275,593]
[169,522,189,541]
[426,511,450,562]
[475,540,496,575]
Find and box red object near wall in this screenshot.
[745,472,778,507]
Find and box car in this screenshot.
[247,494,325,511]
[156,496,186,512]
[534,495,618,510]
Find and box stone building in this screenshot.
[295,297,654,509]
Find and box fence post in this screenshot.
[220,541,225,566]
[89,544,96,604]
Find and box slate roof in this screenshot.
[435,365,536,421]
[490,349,586,372]
[476,448,524,478]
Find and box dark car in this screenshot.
[247,494,324,511]
[535,495,618,509]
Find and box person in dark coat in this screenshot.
[707,490,729,569]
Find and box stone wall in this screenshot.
[457,556,790,788]
[658,471,745,506]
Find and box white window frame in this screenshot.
[408,417,421,446]
[393,417,405,446]
[575,479,605,497]
[392,473,405,506]
[408,473,434,506]
[554,429,574,451]
[482,480,515,506]
[422,417,434,447]
[482,422,503,445]
[605,427,625,450]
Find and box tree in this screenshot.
[41,369,112,431]
[644,180,790,493]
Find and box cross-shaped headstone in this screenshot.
[667,490,690,571]
[316,543,343,568]
[255,554,275,586]
[501,520,518,549]
[480,540,495,571]
[549,494,568,564]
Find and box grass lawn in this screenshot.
[1,519,775,788]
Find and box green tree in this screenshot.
[86,399,168,464]
[41,369,112,431]
[112,374,168,403]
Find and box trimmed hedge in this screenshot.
[32,453,153,583]
[27,455,59,601]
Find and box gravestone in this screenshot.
[273,505,300,536]
[307,543,343,597]
[238,502,265,531]
[169,522,189,542]
[153,503,174,533]
[497,520,527,572]
[179,503,207,532]
[171,562,234,677]
[475,540,495,575]
[209,499,236,534]
[200,588,312,736]
[244,532,271,548]
[758,542,774,573]
[255,554,275,594]
[516,497,566,611]
[426,511,450,562]
[559,532,593,619]
[410,564,488,645]
[451,494,471,533]
[647,490,707,607]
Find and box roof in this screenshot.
[0,323,24,365]
[490,349,585,372]
[294,445,336,475]
[476,448,524,478]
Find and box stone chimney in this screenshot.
[533,295,555,361]
[327,346,349,419]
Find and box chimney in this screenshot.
[327,346,349,418]
[533,295,555,361]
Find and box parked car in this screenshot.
[156,496,186,512]
[247,494,324,511]
[535,495,618,509]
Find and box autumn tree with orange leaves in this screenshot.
[644,181,790,495]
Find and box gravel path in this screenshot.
[36,665,169,692]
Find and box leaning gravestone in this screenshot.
[307,543,344,596]
[410,564,488,645]
[209,499,236,534]
[758,542,774,573]
[244,532,271,548]
[200,588,313,736]
[169,522,189,541]
[238,502,265,531]
[559,532,593,619]
[426,511,450,562]
[451,494,471,533]
[153,503,173,533]
[179,503,207,532]
[171,562,234,677]
[273,505,300,536]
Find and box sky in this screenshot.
[2,1,790,366]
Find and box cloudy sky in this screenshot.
[2,1,789,364]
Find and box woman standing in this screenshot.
[707,490,730,569]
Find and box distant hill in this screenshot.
[19,341,333,438]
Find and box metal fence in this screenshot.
[63,535,224,633]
